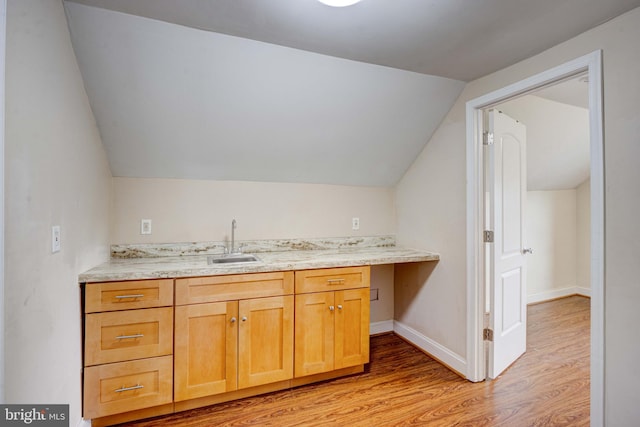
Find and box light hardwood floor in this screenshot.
[119,296,590,426]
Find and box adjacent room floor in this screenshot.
[120,296,590,426]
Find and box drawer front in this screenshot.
[83,356,173,419]
[295,266,370,294]
[85,279,173,313]
[85,308,173,366]
[175,271,294,305]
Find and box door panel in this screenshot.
[335,288,370,369]
[238,295,294,388]
[294,292,334,377]
[174,301,238,400]
[488,109,527,378]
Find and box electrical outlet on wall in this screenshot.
[140,219,152,235]
[352,217,360,230]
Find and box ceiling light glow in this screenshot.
[317,0,362,7]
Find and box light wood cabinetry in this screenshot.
[174,301,238,401]
[83,279,174,419]
[294,266,370,377]
[174,272,294,401]
[83,266,370,425]
[84,356,173,420]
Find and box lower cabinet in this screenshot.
[294,288,370,377]
[83,267,369,425]
[174,295,294,401]
[84,356,173,419]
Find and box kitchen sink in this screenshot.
[207,254,260,265]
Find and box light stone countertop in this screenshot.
[79,245,439,283]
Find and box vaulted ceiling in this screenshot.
[63,0,639,187]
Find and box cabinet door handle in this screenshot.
[241,316,247,322]
[329,305,335,312]
[115,333,144,340]
[114,294,145,299]
[327,279,345,284]
[337,305,343,310]
[230,317,237,323]
[115,384,144,393]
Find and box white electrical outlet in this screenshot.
[141,219,152,235]
[52,225,61,253]
[352,217,360,230]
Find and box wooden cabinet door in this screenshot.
[334,288,370,369]
[174,301,238,401]
[294,292,335,377]
[238,295,294,389]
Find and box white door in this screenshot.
[486,109,528,378]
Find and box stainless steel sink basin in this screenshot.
[207,254,260,265]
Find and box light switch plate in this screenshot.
[52,225,61,253]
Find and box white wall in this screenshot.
[526,190,578,303]
[395,6,640,424]
[112,177,395,244]
[576,179,591,290]
[0,0,5,403]
[64,2,464,187]
[498,94,590,191]
[5,1,112,424]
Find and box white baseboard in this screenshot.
[574,286,591,297]
[370,320,394,335]
[393,320,467,376]
[527,286,592,304]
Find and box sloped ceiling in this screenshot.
[63,1,638,187]
[64,2,464,186]
[499,87,590,191]
[65,0,640,81]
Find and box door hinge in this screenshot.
[484,230,494,243]
[483,131,494,146]
[483,328,494,341]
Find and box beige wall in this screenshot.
[395,6,640,424]
[576,179,591,290]
[526,190,578,301]
[112,177,397,327]
[5,1,112,425]
[112,177,395,244]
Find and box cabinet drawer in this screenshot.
[85,308,173,366]
[175,271,294,305]
[83,355,173,419]
[295,266,370,294]
[85,279,173,313]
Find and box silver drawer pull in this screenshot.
[114,294,145,299]
[115,384,144,393]
[326,279,345,284]
[116,334,144,340]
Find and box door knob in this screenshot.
[522,248,533,255]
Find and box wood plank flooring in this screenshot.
[119,296,590,426]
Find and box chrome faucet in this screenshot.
[230,219,237,254]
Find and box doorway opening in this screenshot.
[465,51,604,425]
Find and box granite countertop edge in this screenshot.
[79,247,440,283]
